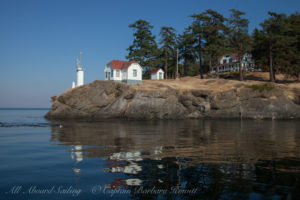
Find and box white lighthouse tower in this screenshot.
[73,51,84,88]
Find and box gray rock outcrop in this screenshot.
[45,80,300,120]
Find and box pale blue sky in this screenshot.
[0,0,299,108]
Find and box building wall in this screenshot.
[220,55,237,65]
[158,70,164,79]
[151,69,164,80]
[104,65,111,80]
[151,73,157,79]
[77,70,84,86]
[122,80,142,84]
[104,63,142,84]
[211,53,255,74]
[113,69,122,81]
[122,69,127,80]
[127,63,142,81]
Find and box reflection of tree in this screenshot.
[255,159,300,200]
[49,119,300,199]
[104,155,300,200]
[128,157,181,200]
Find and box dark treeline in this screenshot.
[126,9,300,82]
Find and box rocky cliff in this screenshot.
[45,77,300,120]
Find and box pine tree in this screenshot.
[159,26,177,78]
[252,28,269,71]
[189,13,209,79]
[126,19,158,78]
[202,9,228,77]
[178,31,196,76]
[287,13,300,81]
[228,9,252,81]
[258,12,293,82]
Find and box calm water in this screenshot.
[0,109,300,200]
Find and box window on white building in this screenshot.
[116,70,120,77]
[111,70,113,77]
[133,69,137,77]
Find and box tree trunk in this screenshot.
[209,55,212,73]
[183,60,187,76]
[164,49,168,79]
[199,54,203,79]
[239,54,243,81]
[198,35,204,79]
[269,43,275,83]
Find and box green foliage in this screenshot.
[178,31,196,76]
[159,26,178,78]
[281,13,300,80]
[252,12,300,82]
[247,83,274,92]
[126,10,300,82]
[252,28,269,71]
[202,10,228,73]
[126,19,158,78]
[177,9,228,78]
[228,9,252,81]
[188,12,209,78]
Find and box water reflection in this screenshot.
[50,119,300,199]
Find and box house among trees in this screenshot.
[104,60,142,84]
[211,53,255,73]
[151,68,164,80]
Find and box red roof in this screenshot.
[151,68,162,74]
[218,53,239,62]
[108,60,138,70]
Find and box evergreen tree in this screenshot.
[287,13,300,81]
[255,12,293,82]
[178,31,196,76]
[159,26,177,78]
[189,12,209,79]
[126,19,158,78]
[202,9,228,77]
[252,28,269,71]
[228,9,252,81]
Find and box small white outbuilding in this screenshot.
[151,68,164,80]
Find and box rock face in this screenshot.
[45,79,300,120]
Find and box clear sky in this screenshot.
[0,0,299,108]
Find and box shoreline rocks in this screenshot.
[45,79,300,120]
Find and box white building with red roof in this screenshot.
[104,60,142,84]
[211,53,255,73]
[151,68,164,80]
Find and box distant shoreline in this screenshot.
[0,108,50,110]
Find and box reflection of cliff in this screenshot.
[50,119,300,199]
[51,119,300,165]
